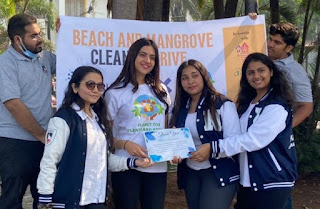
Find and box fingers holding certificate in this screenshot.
[143,128,196,162]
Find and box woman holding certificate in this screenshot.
[170,59,241,209]
[211,53,297,209]
[37,66,151,209]
[104,38,170,209]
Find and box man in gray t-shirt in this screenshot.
[267,22,313,127]
[0,14,55,209]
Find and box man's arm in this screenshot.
[293,102,313,128]
[4,98,46,143]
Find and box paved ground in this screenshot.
[23,187,33,209]
[2,172,320,209]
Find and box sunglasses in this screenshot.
[84,80,105,92]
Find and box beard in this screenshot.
[23,40,43,54]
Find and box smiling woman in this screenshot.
[170,59,241,209]
[37,66,152,209]
[105,38,171,209]
[209,53,297,209]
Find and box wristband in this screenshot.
[127,158,138,168]
[123,140,129,150]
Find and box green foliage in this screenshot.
[24,0,57,30]
[0,0,16,24]
[0,24,9,54]
[295,124,320,175]
[293,45,320,175]
[199,0,214,20]
[0,0,57,54]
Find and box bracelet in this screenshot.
[123,140,129,150]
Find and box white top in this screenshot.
[37,103,129,201]
[186,112,211,170]
[185,101,241,170]
[105,83,171,173]
[238,103,254,187]
[77,105,107,205]
[218,103,288,187]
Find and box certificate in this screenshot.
[143,128,196,162]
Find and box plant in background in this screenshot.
[0,0,57,54]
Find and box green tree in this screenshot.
[0,0,57,53]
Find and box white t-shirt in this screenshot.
[105,83,170,173]
[185,101,241,170]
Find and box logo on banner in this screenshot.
[236,42,249,61]
[132,95,164,120]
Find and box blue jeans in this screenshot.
[284,194,292,209]
[184,167,237,209]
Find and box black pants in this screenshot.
[0,137,44,209]
[79,203,107,209]
[111,169,167,209]
[234,185,292,209]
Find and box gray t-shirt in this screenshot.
[0,46,56,141]
[274,54,313,103]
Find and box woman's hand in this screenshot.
[125,141,148,158]
[135,158,155,168]
[170,156,182,165]
[189,143,210,162]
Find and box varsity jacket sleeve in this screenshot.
[214,104,288,158]
[220,101,241,138]
[37,117,70,195]
[109,153,129,171]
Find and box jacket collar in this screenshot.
[71,103,98,121]
[186,96,205,109]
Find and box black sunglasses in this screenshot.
[84,80,105,92]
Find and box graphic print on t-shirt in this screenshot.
[132,95,164,120]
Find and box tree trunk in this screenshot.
[136,0,145,20]
[270,0,280,23]
[298,0,313,64]
[245,0,257,14]
[144,0,163,21]
[22,0,30,13]
[162,0,170,21]
[214,0,224,19]
[311,33,320,100]
[112,0,138,19]
[224,0,238,18]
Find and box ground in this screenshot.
[164,172,320,209]
[20,172,320,209]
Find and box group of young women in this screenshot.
[36,38,298,209]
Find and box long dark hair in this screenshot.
[107,38,169,113]
[237,53,295,116]
[58,66,112,142]
[170,59,223,128]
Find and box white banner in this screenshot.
[56,15,266,106]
